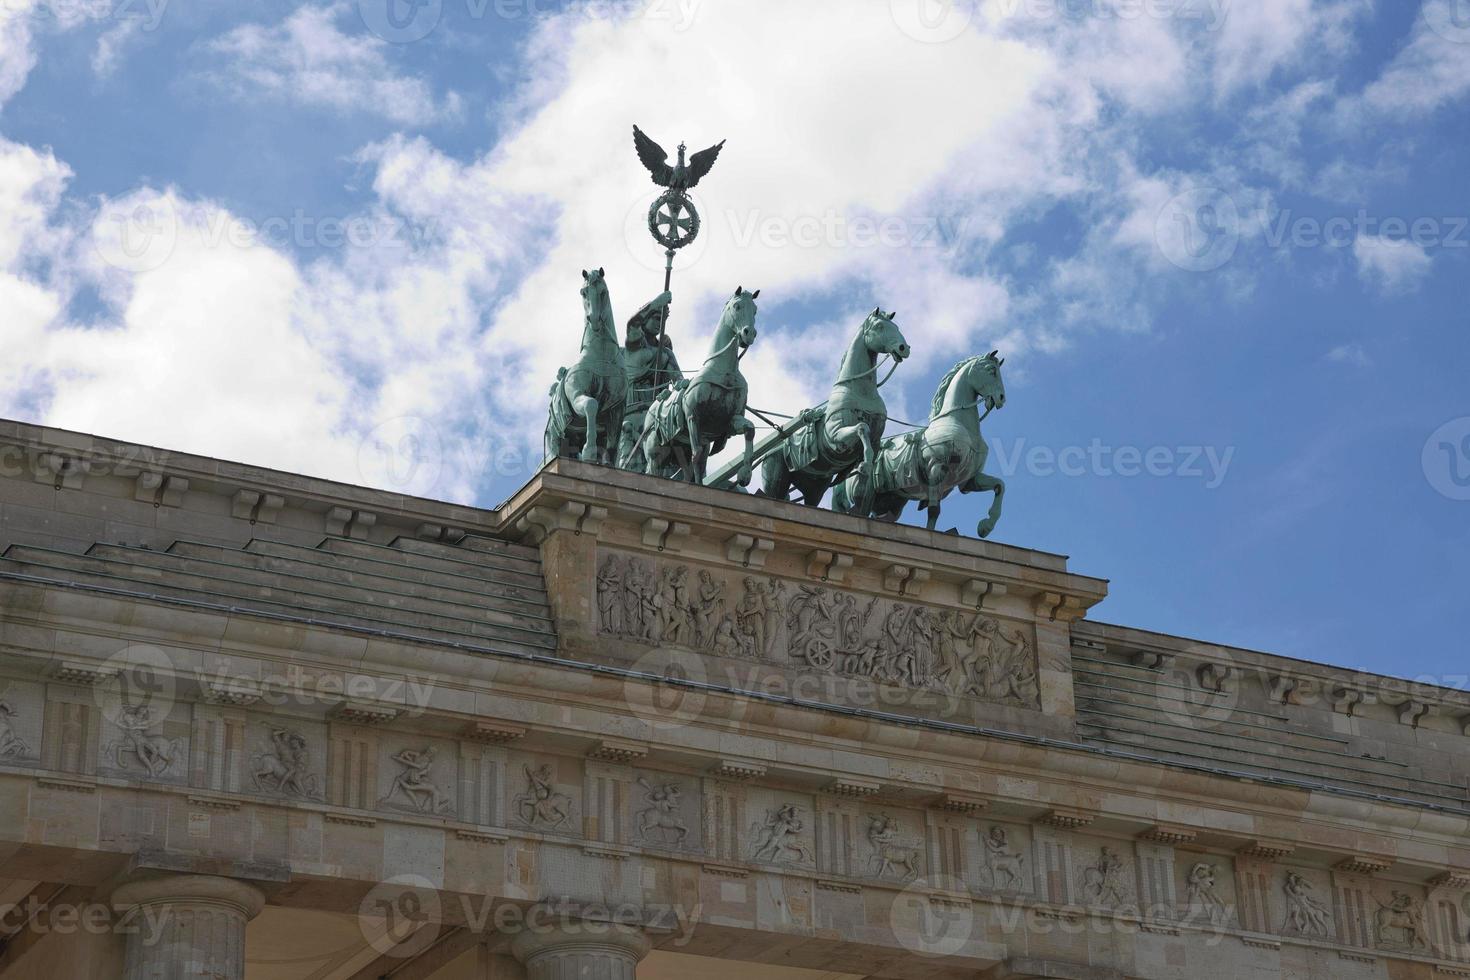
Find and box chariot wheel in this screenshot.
[805,636,836,669]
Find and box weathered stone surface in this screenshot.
[0,420,1467,980]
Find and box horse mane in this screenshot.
[930,356,982,419]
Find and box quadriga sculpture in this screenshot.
[834,351,1007,538]
[545,268,630,464]
[759,308,910,504]
[632,286,760,485]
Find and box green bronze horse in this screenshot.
[545,268,628,464]
[633,286,760,484]
[759,308,910,504]
[834,352,1007,538]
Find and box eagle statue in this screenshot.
[633,125,726,193]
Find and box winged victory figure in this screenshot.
[633,125,726,192]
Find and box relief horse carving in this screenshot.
[546,268,628,464]
[760,308,909,504]
[634,286,760,484]
[835,351,1007,538]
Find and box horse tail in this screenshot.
[930,357,978,419]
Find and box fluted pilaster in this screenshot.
[111,874,266,980]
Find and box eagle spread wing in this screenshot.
[686,140,726,189]
[633,125,673,187]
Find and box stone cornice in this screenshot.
[499,461,1109,617]
[0,418,498,539]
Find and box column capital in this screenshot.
[110,874,266,921]
[510,918,650,979]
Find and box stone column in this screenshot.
[110,874,266,980]
[510,921,649,980]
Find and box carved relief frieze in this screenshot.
[596,551,1039,707]
[378,743,455,815]
[1183,861,1231,926]
[1080,845,1133,911]
[249,725,323,800]
[982,824,1029,893]
[864,812,921,882]
[749,802,816,868]
[1282,869,1333,938]
[1374,890,1431,952]
[635,775,692,848]
[0,699,28,759]
[101,702,185,781]
[0,683,42,763]
[512,760,576,832]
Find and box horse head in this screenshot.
[720,285,760,351]
[580,267,615,344]
[861,308,910,361]
[972,350,1007,412]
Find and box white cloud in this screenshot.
[201,3,462,125]
[0,0,40,108]
[1211,0,1369,96]
[0,0,1427,497]
[1326,342,1370,366]
[1353,234,1433,294]
[1342,0,1470,121]
[92,19,143,78]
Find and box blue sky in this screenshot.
[1,0,1467,684]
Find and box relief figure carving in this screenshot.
[1281,871,1331,937]
[983,825,1027,891]
[1374,891,1429,950]
[0,700,29,758]
[106,703,180,778]
[636,777,690,846]
[866,814,919,881]
[515,763,572,829]
[1082,847,1129,909]
[380,746,452,814]
[251,727,321,798]
[750,804,814,866]
[1184,862,1229,925]
[596,553,1039,706]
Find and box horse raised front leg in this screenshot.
[732,416,756,487]
[924,458,947,531]
[966,472,1006,538]
[572,395,600,463]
